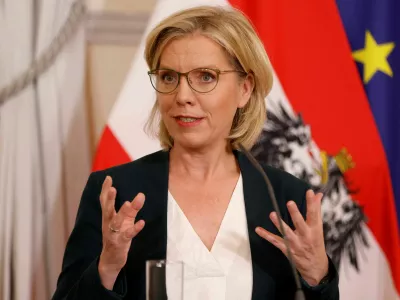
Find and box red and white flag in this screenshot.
[93,0,400,299]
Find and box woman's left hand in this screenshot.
[255,189,329,286]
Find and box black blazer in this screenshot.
[52,150,339,300]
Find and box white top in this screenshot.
[166,174,253,300]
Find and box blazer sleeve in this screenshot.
[52,172,127,300]
[301,256,340,300]
[298,186,340,300]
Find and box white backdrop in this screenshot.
[0,0,90,299]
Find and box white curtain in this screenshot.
[0,0,91,299]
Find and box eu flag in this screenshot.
[336,0,400,228]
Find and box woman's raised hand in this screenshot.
[98,176,146,290]
[256,190,329,286]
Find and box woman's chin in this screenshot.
[173,135,210,150]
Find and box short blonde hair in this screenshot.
[144,5,273,150]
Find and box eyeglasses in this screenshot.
[147,68,247,94]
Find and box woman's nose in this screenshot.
[175,76,195,105]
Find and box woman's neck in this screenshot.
[169,141,239,181]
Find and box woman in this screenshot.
[53,5,339,300]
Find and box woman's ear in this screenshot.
[238,73,255,108]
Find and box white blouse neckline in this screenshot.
[166,174,253,299]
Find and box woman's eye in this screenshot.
[160,72,177,83]
[200,72,215,82]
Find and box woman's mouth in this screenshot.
[174,116,204,127]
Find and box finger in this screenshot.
[111,193,146,229]
[255,227,286,253]
[306,190,323,226]
[120,220,146,242]
[109,200,132,231]
[269,212,298,242]
[131,193,145,213]
[287,201,308,235]
[99,176,112,207]
[116,193,145,220]
[104,186,117,221]
[99,176,116,220]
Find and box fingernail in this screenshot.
[136,193,145,201]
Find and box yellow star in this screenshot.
[352,30,395,84]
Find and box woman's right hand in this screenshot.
[98,176,146,290]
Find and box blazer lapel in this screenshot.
[131,150,170,260]
[124,150,170,299]
[235,150,281,299]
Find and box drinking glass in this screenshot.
[146,260,183,300]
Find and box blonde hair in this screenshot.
[144,5,273,150]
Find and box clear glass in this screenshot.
[146,260,183,300]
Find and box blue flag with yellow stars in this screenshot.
[336,0,399,227]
